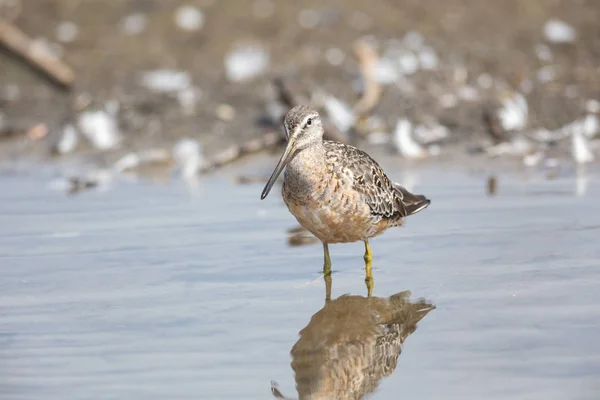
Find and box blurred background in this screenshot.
[1,0,599,175]
[1,1,599,400]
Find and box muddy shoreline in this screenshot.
[1,1,599,186]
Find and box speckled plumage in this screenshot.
[261,105,430,272]
[279,107,430,244]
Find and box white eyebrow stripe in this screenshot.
[300,113,318,128]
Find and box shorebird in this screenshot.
[261,105,430,291]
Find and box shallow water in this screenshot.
[1,164,600,400]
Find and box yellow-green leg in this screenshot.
[323,242,332,301]
[323,242,332,275]
[364,240,374,297]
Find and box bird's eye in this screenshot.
[306,118,312,127]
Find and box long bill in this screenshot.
[260,142,297,200]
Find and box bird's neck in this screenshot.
[284,141,327,199]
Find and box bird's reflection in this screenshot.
[272,287,435,400]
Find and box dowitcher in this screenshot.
[261,105,430,290]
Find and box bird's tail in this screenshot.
[393,184,431,216]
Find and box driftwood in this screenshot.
[0,20,74,87]
[353,39,382,117]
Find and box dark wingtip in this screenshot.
[406,197,430,215]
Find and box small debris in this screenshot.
[174,5,204,32]
[477,74,494,89]
[397,50,419,75]
[177,87,200,116]
[114,149,171,173]
[543,19,576,43]
[393,119,426,159]
[216,104,235,121]
[322,95,356,133]
[537,65,557,83]
[413,121,450,144]
[325,47,345,66]
[486,135,533,157]
[487,175,497,196]
[224,44,269,82]
[172,138,204,178]
[498,92,528,131]
[439,93,458,108]
[77,109,121,150]
[139,69,191,93]
[418,47,439,70]
[403,31,424,50]
[457,86,479,102]
[482,109,506,144]
[121,13,147,35]
[26,123,47,140]
[586,99,600,114]
[56,21,78,43]
[523,151,544,167]
[67,177,98,195]
[372,58,398,84]
[234,175,267,184]
[572,129,594,164]
[367,131,390,145]
[55,124,78,154]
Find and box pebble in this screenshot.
[418,47,439,70]
[586,99,600,114]
[325,47,345,66]
[172,138,205,178]
[572,128,594,164]
[397,51,419,75]
[174,5,204,31]
[323,96,356,133]
[56,124,78,154]
[477,74,494,89]
[121,13,147,35]
[367,132,390,145]
[139,69,191,93]
[56,21,79,43]
[298,9,320,29]
[372,58,398,84]
[393,119,426,159]
[498,92,528,131]
[544,19,576,43]
[537,65,557,83]
[177,87,201,116]
[77,109,121,150]
[216,104,235,121]
[403,31,424,50]
[224,45,269,82]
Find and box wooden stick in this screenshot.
[353,39,382,117]
[0,20,74,87]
